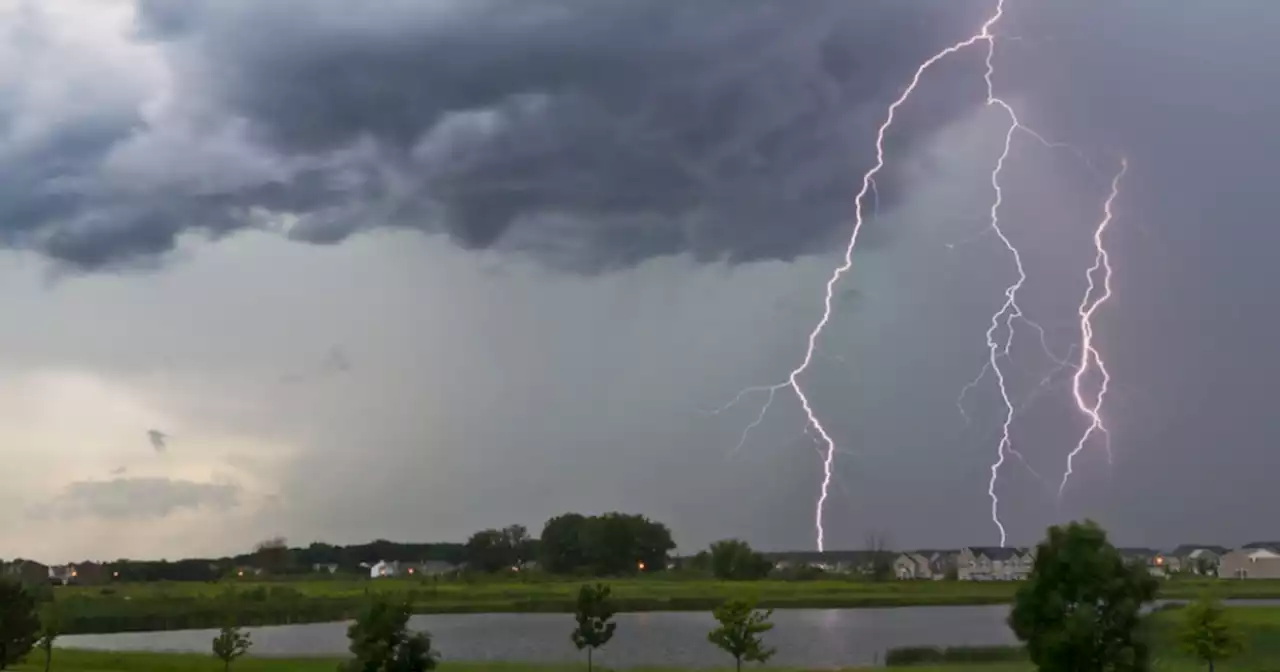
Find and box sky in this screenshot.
[1,0,1277,563]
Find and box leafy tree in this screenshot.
[253,537,293,574]
[0,579,39,670]
[570,584,617,672]
[1178,594,1244,672]
[212,623,253,672]
[343,597,437,672]
[540,513,589,574]
[708,540,772,580]
[35,609,60,672]
[1008,520,1159,672]
[465,528,516,573]
[708,600,777,672]
[537,512,676,575]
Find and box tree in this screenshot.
[465,528,520,573]
[570,584,617,672]
[0,579,39,670]
[540,513,588,574]
[212,623,252,672]
[708,540,772,580]
[1178,594,1244,672]
[538,512,676,576]
[708,600,777,672]
[35,609,60,672]
[864,531,895,581]
[343,597,437,672]
[253,537,293,574]
[1008,520,1159,672]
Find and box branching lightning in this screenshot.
[712,0,1127,550]
[1060,158,1128,497]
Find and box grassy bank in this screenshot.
[7,650,1022,672]
[44,576,1280,635]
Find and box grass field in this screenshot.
[43,575,1280,636]
[55,574,1280,607]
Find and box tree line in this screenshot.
[0,519,1254,671]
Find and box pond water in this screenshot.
[59,600,1278,668]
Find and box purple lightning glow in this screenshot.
[1060,158,1128,497]
[715,0,1126,550]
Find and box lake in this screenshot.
[58,605,1017,668]
[58,601,1277,668]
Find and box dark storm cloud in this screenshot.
[34,477,241,520]
[3,0,988,270]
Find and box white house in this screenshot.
[1219,545,1280,580]
[370,560,401,578]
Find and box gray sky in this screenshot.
[1,0,1277,563]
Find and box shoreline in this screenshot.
[47,577,1280,636]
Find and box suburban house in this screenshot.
[1117,548,1169,577]
[957,547,1034,581]
[370,560,401,578]
[2,559,49,584]
[1220,543,1280,580]
[894,550,959,580]
[766,550,887,575]
[312,563,340,574]
[1167,545,1229,575]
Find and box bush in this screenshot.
[885,645,1025,666]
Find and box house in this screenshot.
[370,560,401,578]
[957,547,1034,581]
[1219,545,1280,580]
[1117,548,1169,577]
[312,563,340,574]
[894,550,960,580]
[894,552,932,579]
[2,559,49,584]
[766,550,888,575]
[1218,542,1280,578]
[416,561,458,576]
[1167,545,1229,575]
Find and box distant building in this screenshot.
[1167,545,1229,575]
[312,563,340,575]
[1116,548,1168,577]
[957,547,1034,581]
[1221,544,1280,580]
[894,550,960,580]
[370,560,401,578]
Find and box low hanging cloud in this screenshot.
[34,477,242,520]
[147,429,168,452]
[1,0,988,272]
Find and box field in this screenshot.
[44,575,1280,635]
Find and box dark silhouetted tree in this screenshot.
[540,513,588,574]
[1178,594,1244,672]
[212,623,252,672]
[708,540,772,580]
[1008,520,1159,672]
[0,579,39,670]
[708,600,776,672]
[343,597,437,672]
[35,608,60,672]
[570,584,617,672]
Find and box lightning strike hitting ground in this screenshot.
[716,0,1123,550]
[1059,158,1128,497]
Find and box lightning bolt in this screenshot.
[1059,157,1128,497]
[714,0,1122,550]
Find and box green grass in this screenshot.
[45,576,1280,636]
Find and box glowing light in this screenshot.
[1060,157,1128,497]
[638,561,647,571]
